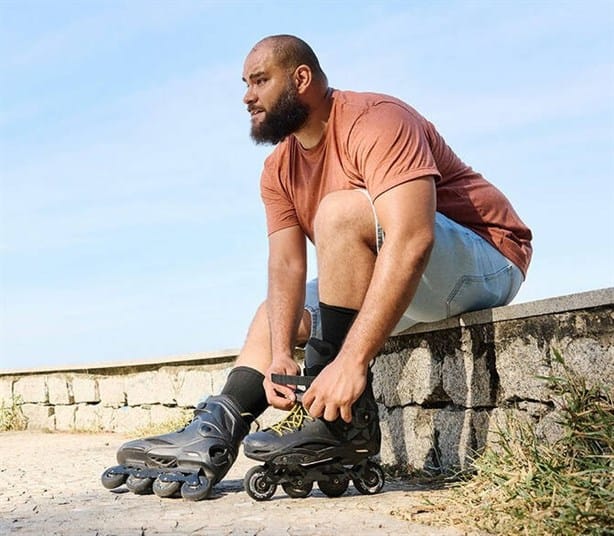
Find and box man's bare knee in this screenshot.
[237,301,311,369]
[297,309,311,345]
[313,190,376,249]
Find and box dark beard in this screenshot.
[250,84,310,145]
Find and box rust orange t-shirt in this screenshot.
[260,90,532,276]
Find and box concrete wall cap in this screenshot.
[396,287,613,336]
[0,349,240,377]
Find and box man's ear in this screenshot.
[293,64,312,94]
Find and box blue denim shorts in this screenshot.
[305,211,524,339]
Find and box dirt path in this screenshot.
[0,431,472,535]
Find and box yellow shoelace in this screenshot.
[270,403,313,436]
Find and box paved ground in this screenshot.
[0,431,473,535]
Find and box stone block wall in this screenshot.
[0,353,236,433]
[1,288,612,474]
[374,288,613,473]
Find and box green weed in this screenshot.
[0,395,27,432]
[395,350,613,535]
[454,350,613,535]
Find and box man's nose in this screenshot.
[243,85,256,105]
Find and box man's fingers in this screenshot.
[272,396,295,411]
[266,390,295,410]
[323,404,341,422]
[264,378,297,410]
[305,398,324,419]
[339,404,353,423]
[273,385,296,403]
[302,390,313,410]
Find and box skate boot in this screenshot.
[101,394,250,501]
[242,339,384,501]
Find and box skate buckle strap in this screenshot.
[270,373,314,387]
[271,373,315,403]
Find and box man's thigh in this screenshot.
[304,211,524,337]
[392,212,523,333]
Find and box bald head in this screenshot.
[253,35,328,85]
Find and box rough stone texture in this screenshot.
[379,406,492,472]
[150,403,189,426]
[494,308,614,402]
[554,335,614,389]
[74,404,116,432]
[373,301,613,473]
[484,407,563,454]
[373,343,448,407]
[98,376,126,407]
[125,370,175,406]
[211,366,232,397]
[442,327,497,408]
[495,334,551,402]
[72,376,99,404]
[20,403,54,430]
[0,377,13,404]
[379,406,438,472]
[113,405,152,433]
[374,324,499,410]
[54,405,76,431]
[47,375,73,405]
[175,368,212,407]
[14,375,47,403]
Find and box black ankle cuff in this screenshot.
[319,301,358,352]
[221,366,268,423]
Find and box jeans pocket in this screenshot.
[446,264,514,318]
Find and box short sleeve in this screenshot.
[347,102,441,199]
[260,156,300,236]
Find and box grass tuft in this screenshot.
[0,395,27,432]
[457,350,612,534]
[397,350,613,535]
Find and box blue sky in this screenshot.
[1,0,613,370]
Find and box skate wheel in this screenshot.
[153,476,182,498]
[244,465,276,501]
[353,461,385,495]
[318,475,349,498]
[126,474,154,495]
[282,479,312,499]
[101,466,128,490]
[180,475,212,501]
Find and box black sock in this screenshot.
[319,301,358,354]
[221,366,268,424]
[305,302,358,375]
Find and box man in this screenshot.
[102,35,532,501]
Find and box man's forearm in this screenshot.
[266,226,308,360]
[339,233,433,369]
[267,262,306,358]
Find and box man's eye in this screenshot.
[256,78,266,85]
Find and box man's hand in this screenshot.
[302,355,367,423]
[263,355,301,411]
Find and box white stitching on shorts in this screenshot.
[358,189,383,253]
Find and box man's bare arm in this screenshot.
[303,177,436,421]
[265,225,308,409]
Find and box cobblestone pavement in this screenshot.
[0,431,470,535]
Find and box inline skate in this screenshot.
[101,394,249,501]
[242,338,384,501]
